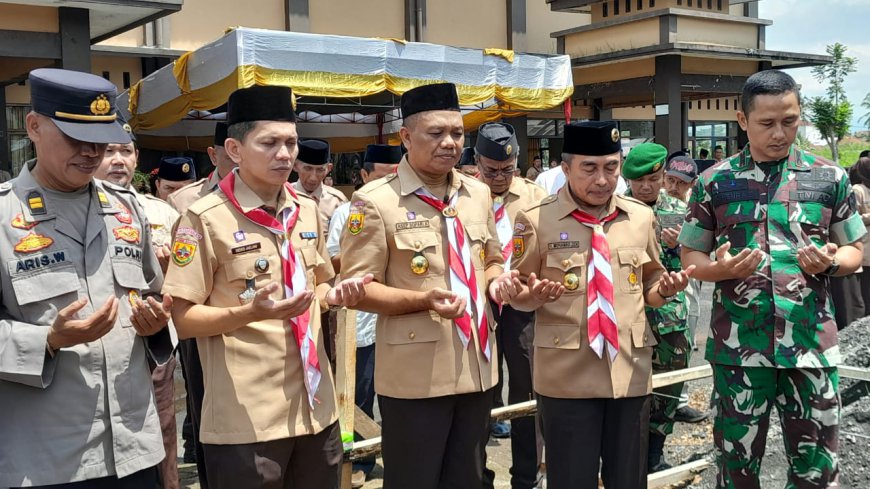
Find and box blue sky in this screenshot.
[760,0,870,131]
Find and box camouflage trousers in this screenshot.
[711,365,839,489]
[650,328,692,437]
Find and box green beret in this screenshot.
[622,143,668,179]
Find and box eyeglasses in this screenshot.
[478,166,517,179]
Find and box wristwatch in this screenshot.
[821,257,840,277]
[658,286,677,303]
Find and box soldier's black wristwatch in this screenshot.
[821,258,840,277]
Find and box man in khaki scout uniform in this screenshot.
[292,138,348,235]
[165,122,235,486]
[0,68,174,489]
[168,122,236,216]
[325,143,402,488]
[339,83,521,489]
[96,135,182,489]
[163,85,372,489]
[510,121,694,489]
[474,122,549,489]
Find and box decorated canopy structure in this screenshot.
[121,27,574,152]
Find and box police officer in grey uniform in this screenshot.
[0,68,173,489]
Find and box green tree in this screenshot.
[807,42,857,164]
[859,92,870,133]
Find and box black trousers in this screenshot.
[539,395,651,489]
[379,390,493,489]
[831,274,865,330]
[20,467,157,489]
[484,304,539,489]
[860,271,870,317]
[202,421,342,489]
[178,338,208,488]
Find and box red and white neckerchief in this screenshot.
[219,170,321,408]
[569,208,620,361]
[493,196,514,269]
[414,187,490,361]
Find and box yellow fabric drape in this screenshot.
[131,63,573,131]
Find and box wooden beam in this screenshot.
[354,405,381,440]
[653,364,713,389]
[840,365,870,382]
[648,459,710,488]
[335,308,357,489]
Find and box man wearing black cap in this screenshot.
[163,85,371,489]
[152,156,197,201]
[326,143,402,488]
[292,138,348,236]
[339,83,521,488]
[457,147,480,177]
[0,68,174,488]
[474,122,548,489]
[164,121,234,484]
[168,122,237,216]
[510,121,693,489]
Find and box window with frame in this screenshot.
[6,105,34,176]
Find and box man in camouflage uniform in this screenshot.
[679,70,866,488]
[623,143,691,472]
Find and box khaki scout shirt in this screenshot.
[134,190,180,248]
[167,171,222,216]
[0,162,171,487]
[293,181,348,235]
[512,186,665,399]
[340,157,504,399]
[500,177,549,225]
[162,174,337,444]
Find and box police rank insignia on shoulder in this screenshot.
[115,203,133,224]
[97,191,111,208]
[14,232,53,254]
[11,213,37,230]
[348,211,364,235]
[113,226,141,244]
[512,236,525,259]
[172,238,197,266]
[27,191,46,215]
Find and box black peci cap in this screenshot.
[227,85,296,126]
[401,83,461,119]
[562,121,621,156]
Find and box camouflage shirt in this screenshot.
[679,144,866,368]
[626,188,689,335]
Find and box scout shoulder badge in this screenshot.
[172,226,202,266]
[348,202,365,235]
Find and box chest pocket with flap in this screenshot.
[393,231,441,277]
[616,248,649,294]
[544,251,586,294]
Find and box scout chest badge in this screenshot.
[561,258,580,291]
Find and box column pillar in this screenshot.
[59,7,90,72]
[654,55,682,153]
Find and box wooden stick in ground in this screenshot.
[335,308,357,489]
